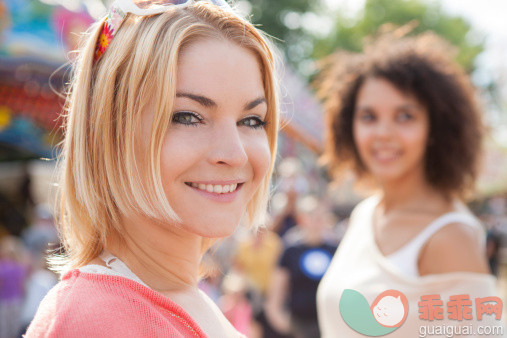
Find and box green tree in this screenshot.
[313,0,484,72]
[246,0,325,68]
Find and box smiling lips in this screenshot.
[185,182,240,194]
[372,148,400,162]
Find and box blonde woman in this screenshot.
[26,1,279,337]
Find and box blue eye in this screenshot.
[397,112,414,122]
[238,116,267,129]
[358,112,375,122]
[172,111,203,126]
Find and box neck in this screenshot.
[377,167,449,213]
[107,213,203,293]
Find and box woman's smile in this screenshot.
[143,38,271,238]
[185,181,241,194]
[184,181,245,203]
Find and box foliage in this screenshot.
[246,0,325,68]
[313,0,484,73]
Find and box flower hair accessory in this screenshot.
[94,0,232,62]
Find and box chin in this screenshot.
[196,228,238,239]
[187,215,242,239]
[200,230,236,239]
[369,167,406,182]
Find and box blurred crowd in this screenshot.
[0,157,505,338]
[0,205,58,338]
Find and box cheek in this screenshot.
[247,133,271,182]
[160,138,184,172]
[401,126,428,156]
[160,132,205,182]
[352,123,371,156]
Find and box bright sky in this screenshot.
[438,0,507,87]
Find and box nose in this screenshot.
[374,119,394,138]
[207,120,248,167]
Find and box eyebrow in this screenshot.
[397,103,423,112]
[176,92,266,111]
[355,103,423,112]
[176,92,216,108]
[244,97,267,110]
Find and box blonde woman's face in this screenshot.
[143,39,270,238]
[353,77,429,184]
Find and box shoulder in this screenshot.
[282,241,307,254]
[26,270,200,337]
[279,243,304,266]
[354,195,378,212]
[25,270,138,336]
[265,231,283,247]
[349,195,378,222]
[419,221,490,276]
[280,243,298,258]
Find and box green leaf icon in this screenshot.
[339,289,399,336]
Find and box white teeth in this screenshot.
[374,150,399,160]
[188,182,240,194]
[377,154,397,160]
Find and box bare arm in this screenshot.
[418,222,490,276]
[264,267,291,334]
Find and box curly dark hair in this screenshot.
[315,30,483,198]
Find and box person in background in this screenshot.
[486,229,502,277]
[21,204,58,257]
[265,195,338,338]
[18,205,59,336]
[270,157,308,239]
[0,236,28,338]
[234,226,284,338]
[315,29,502,337]
[18,251,58,337]
[220,272,254,337]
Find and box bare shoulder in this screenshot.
[418,222,490,276]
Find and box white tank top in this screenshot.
[385,211,484,277]
[317,196,501,338]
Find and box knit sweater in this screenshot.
[25,269,208,337]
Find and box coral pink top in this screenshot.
[25,269,208,337]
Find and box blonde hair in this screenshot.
[55,2,279,271]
